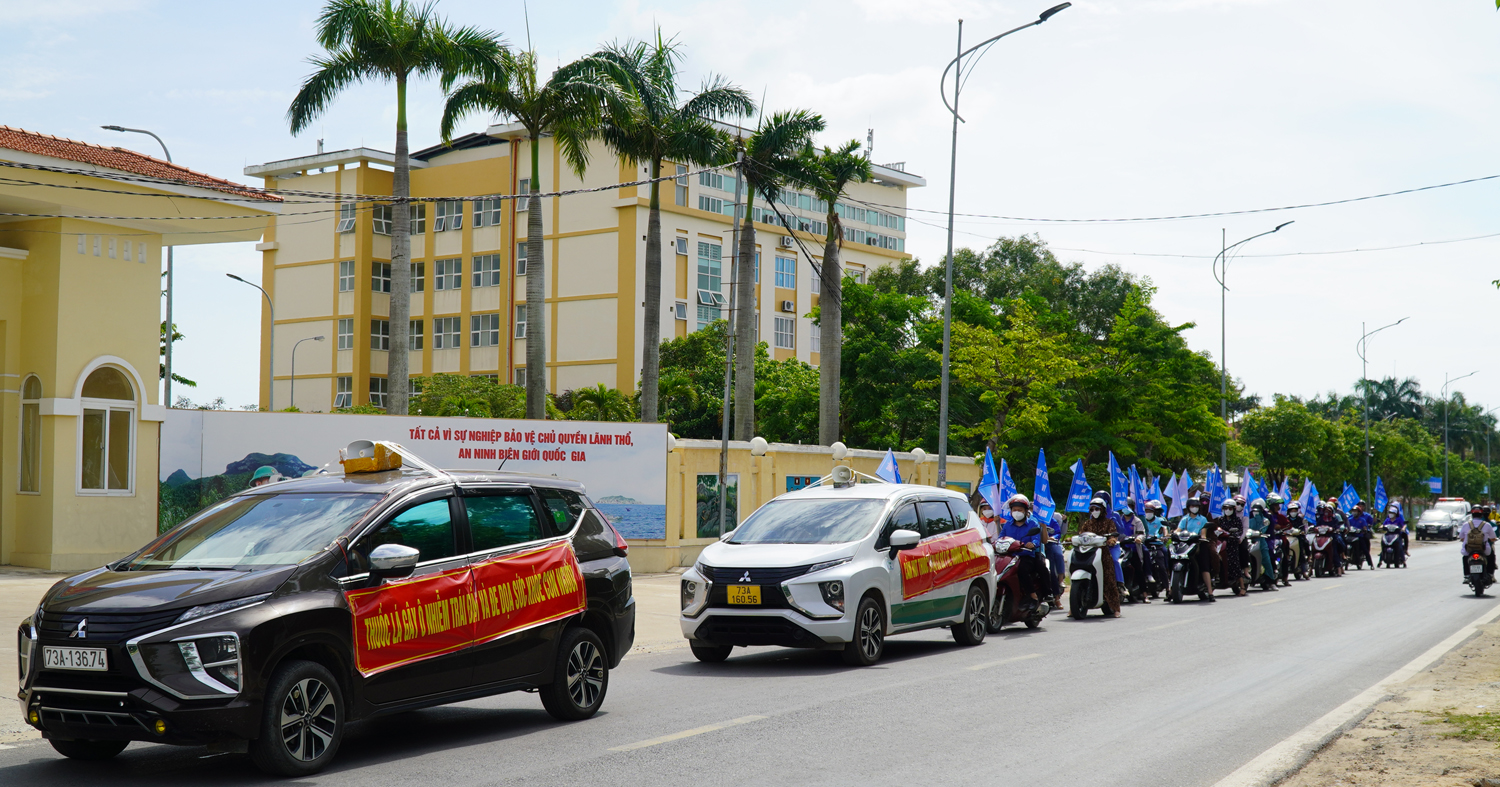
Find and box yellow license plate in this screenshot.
[726,585,761,605]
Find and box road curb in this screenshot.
[1211,596,1500,787]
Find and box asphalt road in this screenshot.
[2,540,1494,787]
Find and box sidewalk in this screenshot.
[0,566,68,745]
[628,571,690,656]
[1281,617,1500,786]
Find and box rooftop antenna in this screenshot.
[866,128,873,161]
[317,139,324,155]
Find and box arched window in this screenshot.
[79,366,135,494]
[20,375,40,493]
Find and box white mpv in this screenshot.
[679,472,996,666]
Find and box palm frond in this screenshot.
[288,49,375,134]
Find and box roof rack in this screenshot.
[809,464,885,489]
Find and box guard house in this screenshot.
[0,126,279,570]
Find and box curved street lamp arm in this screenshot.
[1212,221,1294,288]
[940,4,1069,118]
[1354,316,1409,363]
[100,125,171,162]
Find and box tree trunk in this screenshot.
[817,212,842,445]
[524,134,547,419]
[639,157,663,422]
[387,74,412,415]
[733,187,756,441]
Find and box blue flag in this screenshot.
[1033,449,1056,523]
[1373,477,1388,513]
[1148,476,1164,507]
[1338,482,1359,514]
[1164,471,1179,503]
[876,449,902,484]
[1108,453,1129,512]
[1066,459,1093,513]
[1308,481,1321,512]
[1208,466,1228,513]
[1278,477,1291,502]
[978,448,1000,510]
[998,458,1018,505]
[1128,465,1145,516]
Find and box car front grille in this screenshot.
[39,707,150,732]
[699,565,815,585]
[37,609,183,644]
[696,615,825,647]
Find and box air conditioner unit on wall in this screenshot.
[779,236,794,248]
[780,300,795,313]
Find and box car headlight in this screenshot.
[818,581,845,612]
[17,619,36,683]
[681,576,709,618]
[175,593,270,625]
[807,557,852,575]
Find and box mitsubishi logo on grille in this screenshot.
[70,619,87,640]
[739,572,753,583]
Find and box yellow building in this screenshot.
[0,126,278,570]
[245,125,923,411]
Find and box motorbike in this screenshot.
[1310,525,1341,578]
[1346,528,1373,571]
[1377,523,1406,568]
[1246,526,1277,591]
[1118,535,1148,604]
[1068,532,1111,619]
[1278,528,1309,584]
[1143,534,1170,599]
[1465,550,1493,597]
[1213,527,1246,595]
[988,528,1051,633]
[1166,531,1213,603]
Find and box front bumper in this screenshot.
[683,613,846,648]
[22,665,259,745]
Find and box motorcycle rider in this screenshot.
[1458,505,1497,581]
[1175,496,1217,602]
[977,498,1000,541]
[1141,500,1170,595]
[1348,501,1374,569]
[1213,499,1247,595]
[1382,503,1408,555]
[1247,498,1278,590]
[1081,497,1124,617]
[1315,502,1345,576]
[1001,494,1055,608]
[1045,511,1068,602]
[1118,499,1147,603]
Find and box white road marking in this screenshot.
[1251,598,1283,607]
[1146,619,1194,632]
[608,715,768,752]
[966,653,1042,671]
[1211,599,1500,787]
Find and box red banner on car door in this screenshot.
[347,540,587,677]
[898,529,989,600]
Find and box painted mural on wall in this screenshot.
[159,410,668,538]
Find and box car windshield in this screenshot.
[1419,510,1450,522]
[1435,502,1468,513]
[727,498,888,545]
[120,493,382,570]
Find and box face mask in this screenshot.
[1188,506,1199,514]
[980,509,994,520]
[1010,510,1026,522]
[1145,514,1156,522]
[1089,508,1102,518]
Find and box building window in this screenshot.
[698,171,726,190]
[20,375,40,493]
[473,254,502,288]
[371,262,391,293]
[411,261,425,292]
[435,258,462,290]
[138,242,147,262]
[473,198,502,227]
[696,241,724,330]
[434,317,461,349]
[674,301,688,321]
[471,374,499,382]
[810,320,821,346]
[337,203,356,233]
[517,178,531,211]
[123,241,131,261]
[514,367,526,387]
[373,204,392,235]
[79,366,134,494]
[697,195,724,215]
[433,201,463,232]
[338,260,355,292]
[675,164,688,207]
[774,317,795,350]
[334,376,352,408]
[337,318,354,350]
[410,203,426,234]
[775,256,795,289]
[516,242,528,276]
[845,267,866,284]
[675,237,688,255]
[409,319,424,351]
[755,251,760,283]
[810,263,822,294]
[471,313,501,347]
[370,320,390,351]
[369,377,387,409]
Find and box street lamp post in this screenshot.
[290,336,325,411]
[1356,317,1409,498]
[1213,222,1294,469]
[227,274,275,411]
[1441,370,1478,495]
[1485,406,1498,501]
[102,125,175,407]
[936,2,1071,486]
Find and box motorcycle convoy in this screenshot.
[982,492,1498,633]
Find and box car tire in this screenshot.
[49,738,129,761]
[249,659,344,777]
[842,596,885,667]
[541,626,609,721]
[690,642,733,663]
[951,584,987,646]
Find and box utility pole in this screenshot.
[718,153,745,536]
[1442,370,1478,495]
[1356,318,1408,499]
[1214,222,1294,470]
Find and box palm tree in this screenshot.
[730,110,825,440]
[801,140,871,445]
[570,383,636,422]
[288,0,501,416]
[593,33,754,424]
[442,49,628,419]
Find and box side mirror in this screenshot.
[1027,526,1042,537]
[889,529,921,552]
[369,543,420,580]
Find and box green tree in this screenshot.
[837,276,940,451]
[288,0,501,415]
[655,320,729,438]
[409,373,560,419]
[594,33,753,423]
[442,48,628,419]
[159,322,196,388]
[755,355,819,444]
[729,109,824,440]
[800,139,871,446]
[1238,396,1325,479]
[568,384,637,422]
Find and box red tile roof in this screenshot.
[0,125,280,203]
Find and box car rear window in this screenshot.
[538,487,619,562]
[466,493,545,551]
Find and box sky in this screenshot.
[4,0,1498,421]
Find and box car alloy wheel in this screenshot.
[857,604,883,660]
[280,677,338,762]
[567,639,605,709]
